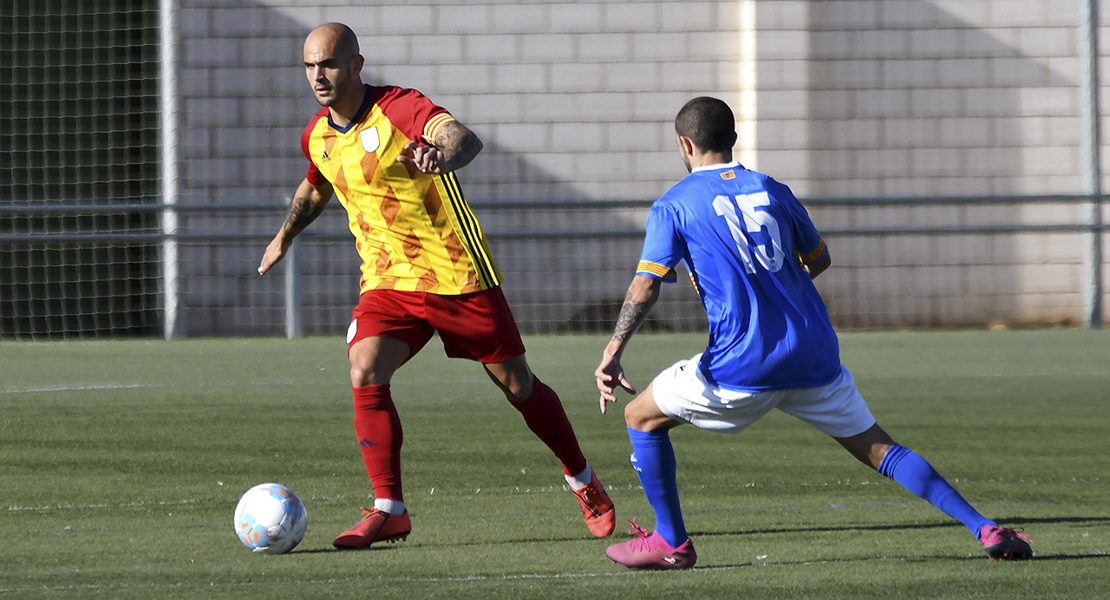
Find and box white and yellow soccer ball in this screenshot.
[234,483,307,554]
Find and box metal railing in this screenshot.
[1,194,1105,338]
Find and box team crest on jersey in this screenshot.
[720,171,735,180]
[360,127,380,152]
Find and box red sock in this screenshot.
[352,384,403,502]
[510,377,588,477]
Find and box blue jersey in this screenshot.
[637,161,841,391]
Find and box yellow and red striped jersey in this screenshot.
[301,85,502,295]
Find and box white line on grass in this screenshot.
[0,570,641,595]
[0,382,151,394]
[7,474,1099,514]
[7,499,197,512]
[8,552,1110,595]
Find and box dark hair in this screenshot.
[674,97,735,153]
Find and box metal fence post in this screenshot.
[1080,0,1104,328]
[285,234,303,339]
[160,0,184,339]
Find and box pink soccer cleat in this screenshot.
[605,518,696,570]
[333,507,411,549]
[979,525,1033,561]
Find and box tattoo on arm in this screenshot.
[611,299,650,343]
[434,121,483,171]
[284,196,324,234]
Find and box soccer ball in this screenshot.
[234,483,307,554]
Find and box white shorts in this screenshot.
[650,354,876,438]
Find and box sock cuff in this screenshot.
[626,426,670,446]
[565,463,593,490]
[526,375,551,402]
[513,376,556,411]
[877,444,908,478]
[352,384,392,410]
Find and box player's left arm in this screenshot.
[806,249,831,279]
[397,120,483,175]
[795,239,831,280]
[596,275,662,413]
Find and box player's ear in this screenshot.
[351,53,365,74]
[676,134,696,156]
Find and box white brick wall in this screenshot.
[172,0,1107,330]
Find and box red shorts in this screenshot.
[346,287,526,363]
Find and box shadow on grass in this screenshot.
[286,515,1110,559]
[681,515,1110,569]
[690,515,1110,538]
[692,551,1110,571]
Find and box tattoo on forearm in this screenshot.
[285,196,321,233]
[611,300,649,343]
[434,122,482,171]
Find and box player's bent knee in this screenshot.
[349,364,391,387]
[624,399,672,432]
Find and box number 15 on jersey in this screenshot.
[712,192,786,274]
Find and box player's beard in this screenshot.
[312,76,353,108]
[681,153,693,173]
[313,82,338,107]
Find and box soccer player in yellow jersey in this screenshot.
[258,22,615,549]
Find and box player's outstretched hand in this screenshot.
[397,141,449,174]
[595,353,637,414]
[258,235,291,275]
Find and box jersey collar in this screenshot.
[691,160,742,174]
[327,84,373,134]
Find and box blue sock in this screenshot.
[878,444,995,538]
[626,427,687,547]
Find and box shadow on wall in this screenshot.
[178,6,679,336]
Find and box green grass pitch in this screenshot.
[2,331,1107,599]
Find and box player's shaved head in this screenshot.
[675,97,736,154]
[305,22,360,59]
[303,23,365,115]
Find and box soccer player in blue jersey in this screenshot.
[595,96,1032,569]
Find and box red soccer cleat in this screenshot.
[333,507,411,549]
[572,472,616,537]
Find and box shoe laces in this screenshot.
[1005,528,1033,545]
[982,525,1034,545]
[625,518,657,551]
[359,506,385,519]
[627,517,650,538]
[576,482,609,515]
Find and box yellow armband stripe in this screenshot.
[423,113,456,145]
[799,239,828,264]
[636,261,677,281]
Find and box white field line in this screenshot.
[9,552,1110,595]
[6,498,198,512]
[0,382,152,394]
[0,571,636,595]
[6,474,1101,514]
[0,381,312,394]
[8,476,1101,514]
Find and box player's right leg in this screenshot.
[606,384,697,570]
[335,292,434,550]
